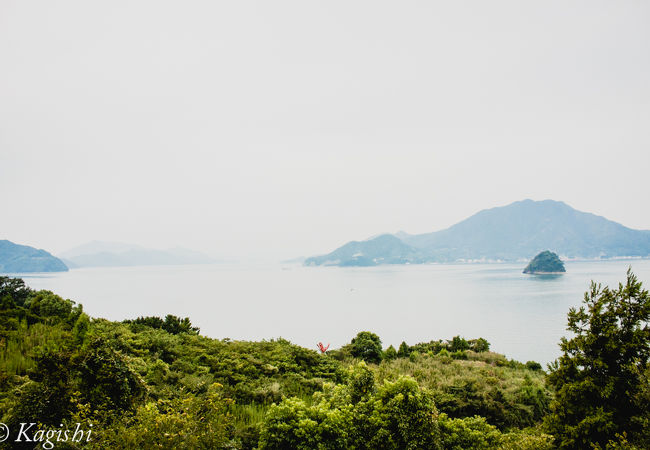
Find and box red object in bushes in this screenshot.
[317,342,330,353]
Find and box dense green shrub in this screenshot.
[438,413,502,449]
[0,276,33,307]
[403,337,490,357]
[75,338,146,411]
[375,351,551,430]
[348,331,383,364]
[410,340,443,355]
[499,428,554,449]
[125,314,200,335]
[449,336,470,352]
[94,383,232,449]
[384,345,397,360]
[525,360,542,371]
[397,341,410,357]
[259,363,441,450]
[471,338,490,353]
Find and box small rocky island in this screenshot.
[523,250,565,274]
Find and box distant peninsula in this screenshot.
[523,251,566,274]
[305,199,650,267]
[304,234,425,267]
[0,240,68,273]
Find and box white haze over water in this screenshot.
[19,259,650,365]
[1,1,650,261]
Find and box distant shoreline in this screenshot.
[524,271,566,275]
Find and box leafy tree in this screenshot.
[384,345,397,360]
[161,314,200,335]
[125,314,200,335]
[471,338,490,353]
[438,413,502,449]
[545,269,650,449]
[517,375,551,423]
[258,395,351,449]
[73,312,90,344]
[449,336,469,352]
[397,341,410,358]
[349,331,383,364]
[75,338,145,411]
[348,362,375,403]
[0,276,33,307]
[24,290,82,325]
[525,361,542,371]
[363,376,440,449]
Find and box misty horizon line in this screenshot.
[5,198,650,264]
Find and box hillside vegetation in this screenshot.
[1,271,649,449]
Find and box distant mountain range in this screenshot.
[304,200,650,267]
[0,240,68,273]
[59,241,216,268]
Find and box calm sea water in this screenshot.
[13,259,650,366]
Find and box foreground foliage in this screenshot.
[259,363,441,449]
[545,269,650,449]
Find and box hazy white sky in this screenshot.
[1,1,649,260]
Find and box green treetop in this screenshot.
[545,269,650,449]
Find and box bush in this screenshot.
[0,276,33,307]
[500,428,554,449]
[384,345,397,360]
[95,384,232,449]
[349,331,383,364]
[471,338,490,353]
[259,364,442,449]
[24,290,82,326]
[451,350,467,360]
[397,341,410,358]
[449,336,470,352]
[525,361,542,371]
[438,413,502,449]
[125,314,200,335]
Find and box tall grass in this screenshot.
[0,321,70,375]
